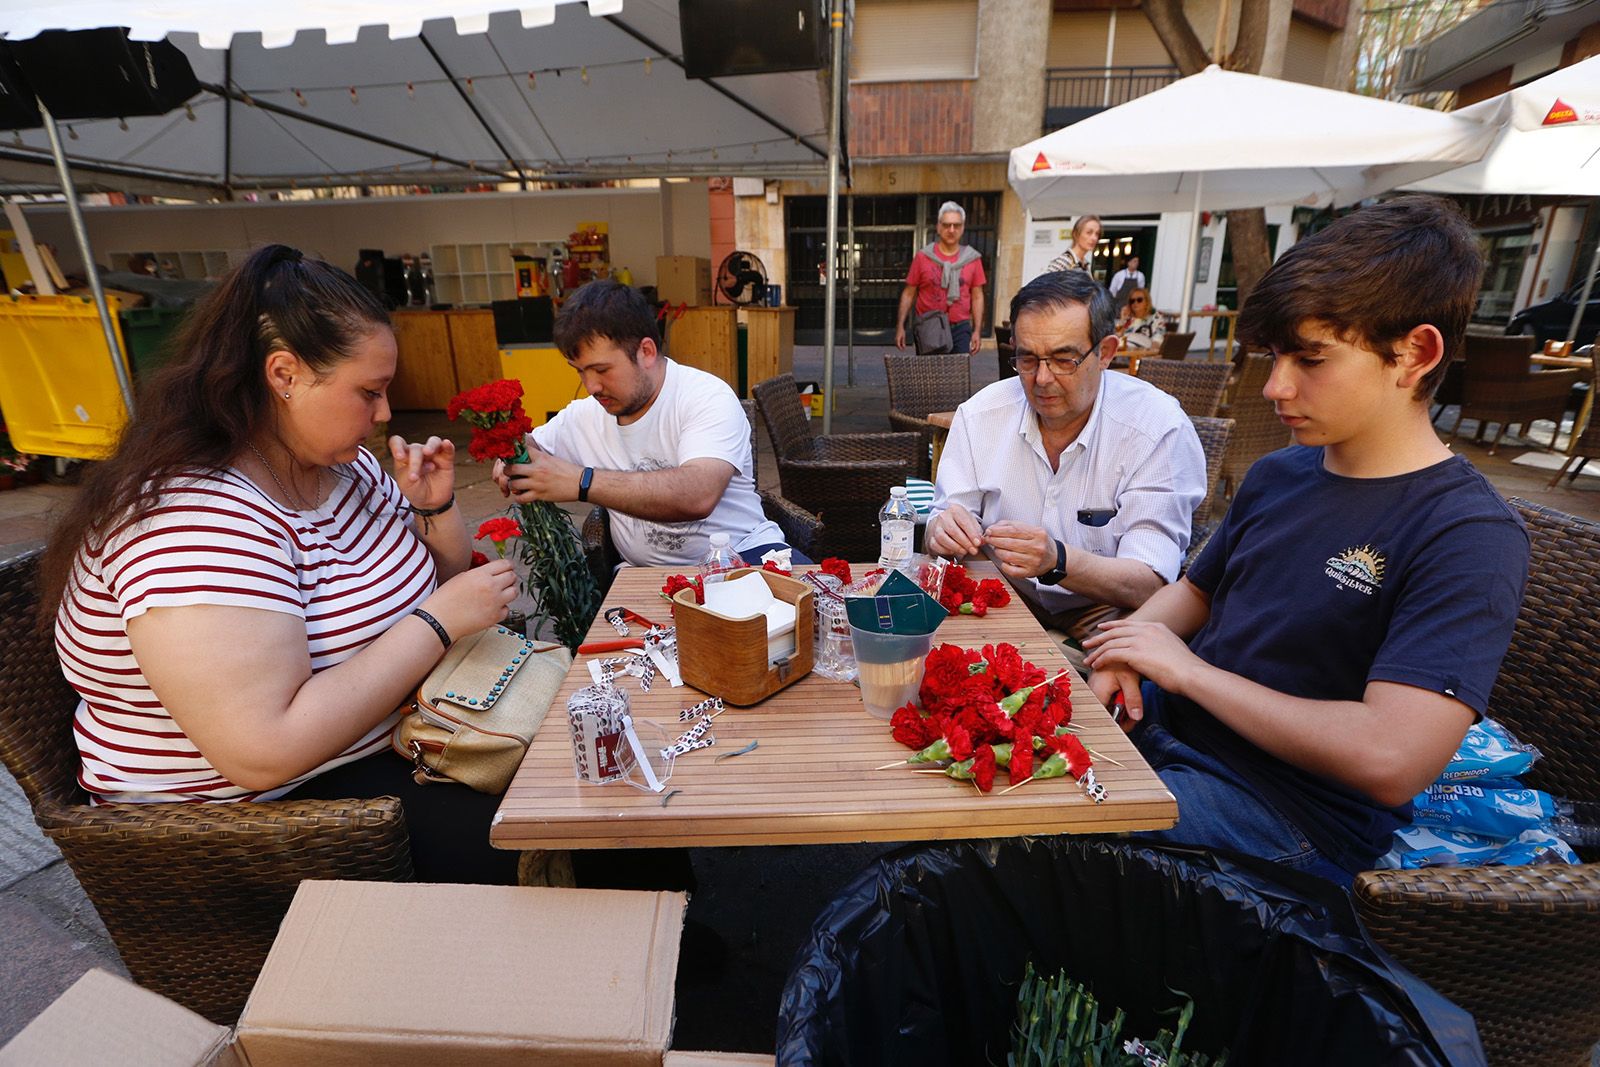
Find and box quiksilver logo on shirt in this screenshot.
[1325,544,1385,596]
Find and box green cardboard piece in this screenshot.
[844,570,948,635]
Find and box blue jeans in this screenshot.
[1131,688,1353,887]
[949,319,973,355]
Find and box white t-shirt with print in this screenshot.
[530,360,782,566]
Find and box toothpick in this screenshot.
[911,768,948,774]
[1087,746,1125,768]
[875,759,910,770]
[1000,775,1035,795]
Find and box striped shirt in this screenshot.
[57,448,436,803]
[931,371,1207,614]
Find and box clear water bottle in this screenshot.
[1552,797,1600,848]
[698,532,746,585]
[878,486,917,571]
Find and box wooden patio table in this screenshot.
[490,562,1178,851]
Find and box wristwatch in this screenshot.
[1038,539,1068,586]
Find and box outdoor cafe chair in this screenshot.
[752,373,921,562]
[1137,360,1230,418]
[1183,415,1233,573]
[0,547,414,1025]
[883,353,974,479]
[1217,354,1291,501]
[1544,355,1600,488]
[1354,499,1600,1067]
[1156,330,1195,360]
[1450,333,1579,454]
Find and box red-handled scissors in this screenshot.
[577,638,645,655]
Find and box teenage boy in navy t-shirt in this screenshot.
[1083,197,1529,885]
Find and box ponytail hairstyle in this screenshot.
[39,244,390,620]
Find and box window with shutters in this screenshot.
[1282,16,1335,87]
[850,0,979,82]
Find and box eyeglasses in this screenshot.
[1010,348,1094,377]
[1129,297,1149,304]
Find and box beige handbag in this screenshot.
[392,624,572,794]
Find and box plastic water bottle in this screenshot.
[698,532,746,585]
[1552,798,1600,848]
[877,486,917,571]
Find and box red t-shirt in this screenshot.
[906,247,987,324]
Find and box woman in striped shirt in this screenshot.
[42,245,520,882]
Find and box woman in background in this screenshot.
[1045,214,1102,275]
[1118,288,1167,350]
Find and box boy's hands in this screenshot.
[1083,619,1208,730]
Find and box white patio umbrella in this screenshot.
[1406,55,1600,346]
[1009,65,1499,331]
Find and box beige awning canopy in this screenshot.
[0,0,831,195]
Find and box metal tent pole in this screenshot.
[846,187,855,386]
[1565,236,1600,346]
[41,99,135,416]
[1178,173,1203,337]
[821,0,845,434]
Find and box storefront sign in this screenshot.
[1450,194,1559,229]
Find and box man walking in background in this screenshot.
[895,201,986,355]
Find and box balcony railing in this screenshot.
[1044,66,1180,131]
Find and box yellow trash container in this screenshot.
[0,294,131,460]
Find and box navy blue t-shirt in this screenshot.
[1164,446,1528,873]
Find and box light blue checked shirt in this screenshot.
[931,371,1207,614]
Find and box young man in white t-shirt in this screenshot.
[495,279,799,567]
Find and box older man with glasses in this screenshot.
[925,270,1206,661]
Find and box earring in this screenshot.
[282,391,291,399]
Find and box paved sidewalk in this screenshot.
[1,343,1598,1050]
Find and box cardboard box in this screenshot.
[235,881,685,1066]
[0,968,239,1067]
[656,256,712,306]
[664,1054,774,1066]
[3,882,693,1067]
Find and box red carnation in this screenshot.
[946,721,974,762]
[891,704,938,749]
[819,558,852,585]
[1046,733,1093,778]
[972,744,997,792]
[475,516,523,558]
[762,560,792,576]
[662,573,705,605]
[1010,731,1034,784]
[448,378,526,420]
[470,550,490,568]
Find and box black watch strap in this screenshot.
[578,466,595,503]
[1038,538,1068,586]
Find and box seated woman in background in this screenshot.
[41,244,521,883]
[1118,288,1167,350]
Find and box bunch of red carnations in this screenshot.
[448,378,599,651]
[888,642,1102,800]
[937,564,1013,616]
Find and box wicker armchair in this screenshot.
[752,374,921,561]
[1354,500,1600,1067]
[1450,333,1579,454]
[1137,360,1230,418]
[1156,330,1195,359]
[1183,415,1234,574]
[883,353,974,478]
[1218,354,1291,500]
[1545,356,1600,487]
[0,549,413,1024]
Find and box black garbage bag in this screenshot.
[777,837,1484,1067]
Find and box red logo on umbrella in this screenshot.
[1031,152,1051,172]
[1542,99,1578,126]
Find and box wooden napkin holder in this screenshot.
[673,568,814,705]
